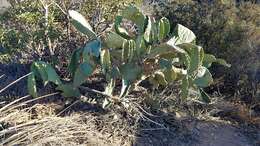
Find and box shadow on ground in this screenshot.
[0,63,30,97]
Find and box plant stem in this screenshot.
[79,86,120,103]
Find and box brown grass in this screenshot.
[0,84,133,146]
[0,100,136,146]
[0,76,258,146]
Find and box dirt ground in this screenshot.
[1,101,259,146]
[0,63,259,146]
[0,63,30,97]
[135,121,257,146]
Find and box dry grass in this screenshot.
[0,71,137,146]
[0,75,258,146]
[1,91,259,146]
[0,99,136,146]
[0,80,135,146]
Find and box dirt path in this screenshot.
[134,120,258,146]
[194,122,255,146]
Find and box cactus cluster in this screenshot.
[27,5,230,103]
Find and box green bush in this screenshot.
[0,0,63,62]
[0,0,141,62]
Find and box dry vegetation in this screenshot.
[0,80,259,146]
[0,92,135,145]
[0,0,259,146]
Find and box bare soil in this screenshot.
[0,63,259,146]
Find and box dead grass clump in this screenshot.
[0,99,136,146]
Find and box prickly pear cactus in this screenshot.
[28,10,102,98]
[27,4,230,104]
[103,4,230,101]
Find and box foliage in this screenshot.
[0,0,140,62]
[0,0,64,62]
[80,0,142,22]
[147,0,260,103]
[27,4,229,105]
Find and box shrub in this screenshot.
[0,0,64,62]
[0,0,141,62]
